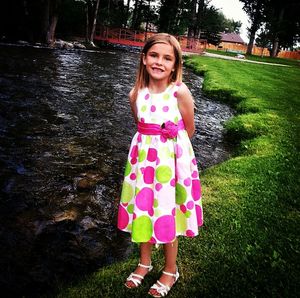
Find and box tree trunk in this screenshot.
[246,26,256,55]
[47,15,58,45]
[125,0,131,27]
[86,4,90,42]
[270,7,285,57]
[90,0,100,45]
[46,0,60,45]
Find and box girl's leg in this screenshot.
[149,238,178,295]
[125,242,153,288]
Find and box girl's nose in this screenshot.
[156,56,163,65]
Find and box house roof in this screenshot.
[221,32,245,44]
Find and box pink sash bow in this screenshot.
[138,120,185,140]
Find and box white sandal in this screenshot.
[148,267,180,297]
[125,263,153,289]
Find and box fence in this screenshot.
[94,26,207,54]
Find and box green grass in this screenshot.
[53,55,300,297]
[206,48,300,67]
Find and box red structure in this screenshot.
[94,26,207,54]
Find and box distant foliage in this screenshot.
[0,0,245,44]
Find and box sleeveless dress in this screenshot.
[117,83,203,244]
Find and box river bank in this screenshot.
[0,45,234,297]
[56,52,300,297]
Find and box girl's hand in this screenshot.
[177,83,195,138]
[129,88,138,124]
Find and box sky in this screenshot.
[209,0,250,43]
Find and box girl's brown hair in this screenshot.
[132,33,183,101]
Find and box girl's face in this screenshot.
[143,42,176,85]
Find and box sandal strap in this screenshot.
[162,269,179,281]
[150,281,170,297]
[126,273,143,286]
[138,262,153,271]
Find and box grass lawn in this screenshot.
[54,56,300,297]
[206,48,300,67]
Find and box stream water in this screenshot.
[0,44,234,296]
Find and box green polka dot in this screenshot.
[159,147,171,160]
[141,105,147,112]
[154,199,159,208]
[185,210,192,218]
[146,136,151,144]
[174,116,179,123]
[138,149,146,162]
[156,165,172,183]
[176,183,187,204]
[127,224,132,231]
[132,216,153,242]
[121,182,134,203]
[135,187,140,195]
[189,147,193,156]
[163,93,170,100]
[127,204,134,214]
[124,161,131,176]
[176,209,187,233]
[170,152,175,158]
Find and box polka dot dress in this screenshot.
[118,83,203,243]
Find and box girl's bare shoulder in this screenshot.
[176,82,193,102]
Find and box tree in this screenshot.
[239,0,267,55]
[264,0,300,56]
[255,28,271,56]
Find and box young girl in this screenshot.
[117,33,203,297]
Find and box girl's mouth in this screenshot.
[152,67,164,73]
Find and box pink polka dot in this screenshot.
[141,118,145,123]
[149,237,156,244]
[117,205,129,230]
[140,167,145,174]
[148,208,154,216]
[136,187,154,211]
[162,106,169,112]
[180,204,187,213]
[186,230,195,237]
[130,173,136,180]
[172,208,176,216]
[192,179,201,201]
[173,91,178,97]
[130,145,138,158]
[156,157,160,165]
[147,148,157,162]
[192,158,197,165]
[154,215,175,242]
[131,158,137,165]
[187,201,194,210]
[123,202,128,207]
[175,144,183,158]
[133,213,137,220]
[145,93,150,100]
[155,183,163,191]
[144,166,155,184]
[192,171,198,178]
[184,178,191,186]
[170,178,176,187]
[196,205,203,226]
[151,105,156,112]
[137,133,142,142]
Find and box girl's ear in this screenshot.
[142,53,146,65]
